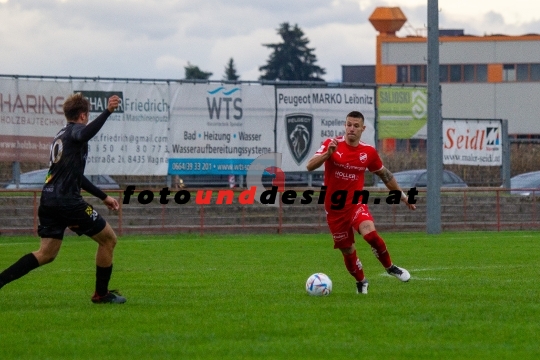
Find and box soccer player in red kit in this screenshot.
[306,111,416,294]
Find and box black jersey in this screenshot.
[41,110,112,207]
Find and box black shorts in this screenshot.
[37,202,107,240]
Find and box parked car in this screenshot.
[4,169,120,190]
[508,171,540,196]
[262,172,324,188]
[374,169,468,189]
[177,172,324,188]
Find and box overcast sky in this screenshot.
[1,0,539,82]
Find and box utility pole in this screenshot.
[426,0,442,234]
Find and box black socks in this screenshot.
[95,265,113,296]
[0,253,40,289]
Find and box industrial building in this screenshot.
[343,7,540,141]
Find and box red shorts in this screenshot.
[326,204,374,249]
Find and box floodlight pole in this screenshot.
[426,0,442,234]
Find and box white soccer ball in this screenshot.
[305,273,332,296]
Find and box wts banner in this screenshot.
[377,86,428,139]
[443,119,502,166]
[276,87,375,172]
[167,83,275,175]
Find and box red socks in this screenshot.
[342,250,365,282]
[363,231,392,268]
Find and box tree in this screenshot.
[259,22,326,81]
[184,62,212,80]
[223,58,240,81]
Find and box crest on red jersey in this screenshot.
[286,113,313,165]
[359,152,368,163]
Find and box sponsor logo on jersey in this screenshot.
[332,232,348,242]
[332,162,366,171]
[334,170,358,181]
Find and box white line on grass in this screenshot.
[380,273,441,281]
[409,264,527,272]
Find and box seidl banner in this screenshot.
[443,118,502,166]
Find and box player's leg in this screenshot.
[327,214,368,294]
[89,222,125,304]
[0,238,62,289]
[357,219,392,268]
[69,203,125,303]
[92,222,117,268]
[0,204,65,290]
[354,205,410,282]
[339,244,369,295]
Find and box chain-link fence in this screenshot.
[1,139,539,189]
[376,139,540,187]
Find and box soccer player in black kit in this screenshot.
[0,93,126,304]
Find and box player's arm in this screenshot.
[74,96,120,142]
[81,176,119,211]
[306,154,327,171]
[81,176,108,201]
[373,167,416,210]
[306,138,337,171]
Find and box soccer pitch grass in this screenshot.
[1,232,539,359]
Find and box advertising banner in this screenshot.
[276,87,375,172]
[0,78,70,162]
[377,86,428,139]
[443,119,502,166]
[167,83,275,175]
[73,81,170,175]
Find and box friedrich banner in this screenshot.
[73,81,170,175]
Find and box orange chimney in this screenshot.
[369,7,407,36]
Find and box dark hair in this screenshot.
[346,111,364,121]
[63,93,90,121]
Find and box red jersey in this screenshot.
[315,136,383,213]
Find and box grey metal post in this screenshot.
[501,119,511,189]
[12,161,21,188]
[427,0,442,234]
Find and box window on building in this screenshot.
[439,65,449,82]
[517,64,529,81]
[531,64,540,81]
[503,64,516,81]
[397,64,489,83]
[397,65,408,83]
[409,65,423,82]
[396,65,427,83]
[463,65,475,82]
[476,65,487,82]
[450,65,462,82]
